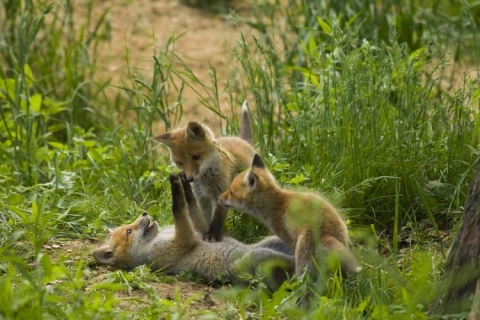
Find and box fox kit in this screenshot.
[154,102,256,241]
[93,173,294,287]
[218,154,360,278]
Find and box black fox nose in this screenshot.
[142,211,148,216]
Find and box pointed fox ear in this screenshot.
[106,227,115,240]
[251,153,266,169]
[245,170,259,189]
[153,132,174,147]
[186,122,206,140]
[93,246,116,265]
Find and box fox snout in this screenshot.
[217,197,230,208]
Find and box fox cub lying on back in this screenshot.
[218,154,361,279]
[154,102,256,242]
[93,174,294,286]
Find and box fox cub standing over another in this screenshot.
[93,174,294,286]
[154,102,256,241]
[218,154,361,278]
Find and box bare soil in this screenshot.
[81,0,254,131]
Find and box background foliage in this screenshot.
[1,0,479,318]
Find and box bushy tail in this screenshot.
[240,100,253,144]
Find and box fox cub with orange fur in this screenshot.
[154,102,255,241]
[93,174,294,286]
[218,154,361,278]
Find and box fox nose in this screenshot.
[142,211,148,217]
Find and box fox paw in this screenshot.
[203,232,223,242]
[169,173,181,184]
[178,172,195,198]
[178,171,193,182]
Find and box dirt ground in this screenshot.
[80,0,255,132]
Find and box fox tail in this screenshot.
[240,100,253,144]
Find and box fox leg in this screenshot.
[204,205,228,242]
[295,230,317,277]
[170,174,198,249]
[179,172,209,235]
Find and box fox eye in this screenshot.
[192,154,200,161]
[126,229,132,236]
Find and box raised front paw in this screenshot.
[179,172,196,201]
[169,173,186,216]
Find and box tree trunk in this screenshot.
[431,155,480,316]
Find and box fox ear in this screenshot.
[245,170,259,189]
[251,153,266,169]
[106,227,115,240]
[186,122,206,140]
[154,132,174,147]
[93,246,116,265]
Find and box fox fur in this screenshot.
[93,173,294,287]
[154,102,256,241]
[217,153,361,279]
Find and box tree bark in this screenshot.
[431,155,480,316]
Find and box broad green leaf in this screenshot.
[473,88,480,104]
[29,94,43,113]
[43,98,67,114]
[308,33,316,53]
[355,295,370,313]
[287,173,307,185]
[73,137,96,147]
[346,12,361,29]
[32,200,39,224]
[408,47,425,62]
[301,70,319,86]
[47,124,67,134]
[0,79,16,100]
[39,253,53,278]
[317,17,332,35]
[24,64,35,88]
[7,206,29,223]
[36,147,52,162]
[48,141,67,150]
[372,304,389,319]
[8,193,25,205]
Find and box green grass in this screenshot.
[1,0,479,318]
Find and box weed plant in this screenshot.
[238,8,480,234]
[0,0,479,318]
[251,0,480,65]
